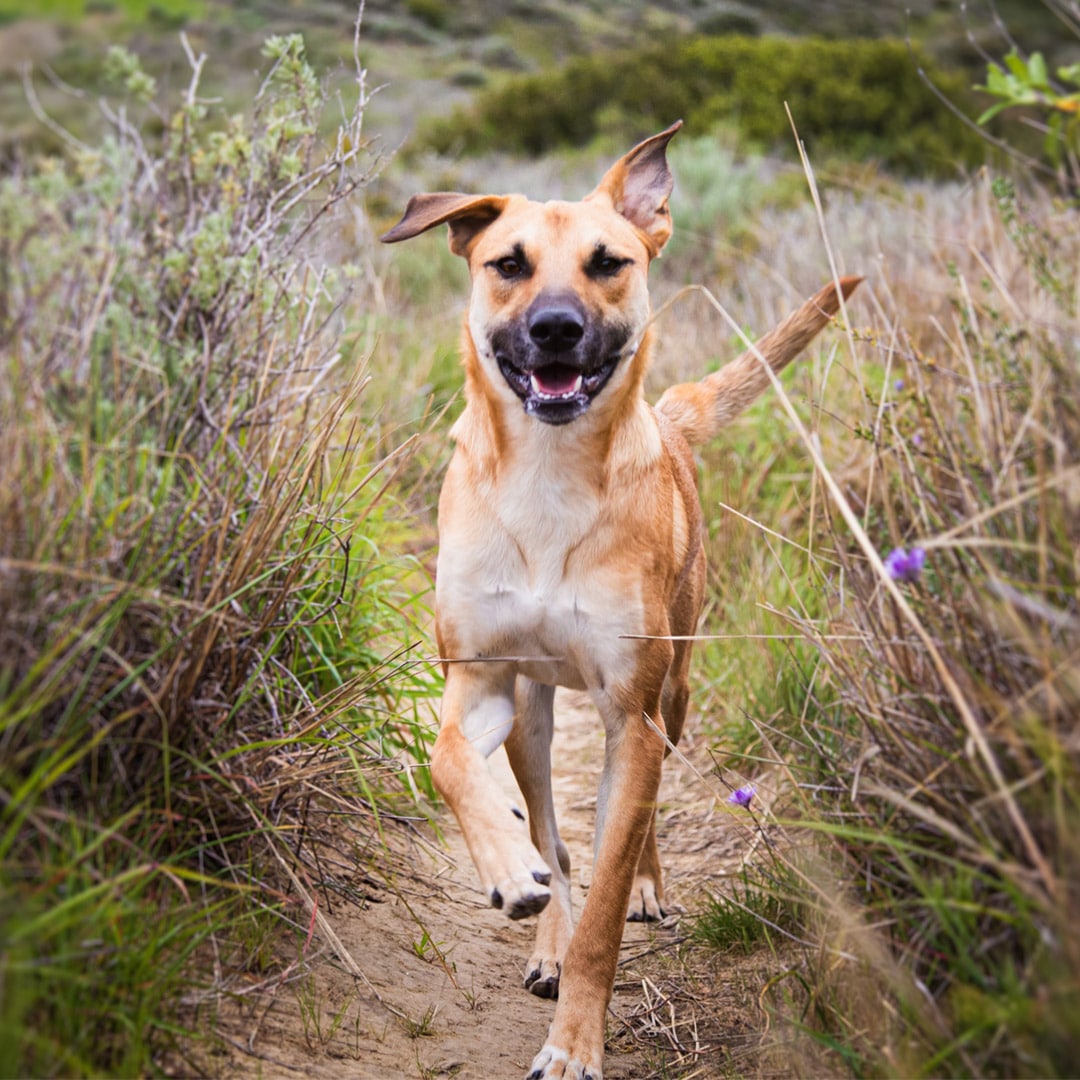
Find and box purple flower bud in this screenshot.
[884,546,926,582]
[727,784,756,808]
[894,378,905,392]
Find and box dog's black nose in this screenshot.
[528,306,585,353]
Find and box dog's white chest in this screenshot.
[470,573,637,691]
[437,482,641,691]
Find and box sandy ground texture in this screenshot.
[214,689,781,1079]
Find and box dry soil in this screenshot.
[215,689,780,1079]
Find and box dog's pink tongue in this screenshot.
[531,364,581,396]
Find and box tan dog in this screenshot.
[382,121,859,1079]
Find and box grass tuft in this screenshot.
[685,166,1080,1076]
[692,867,795,956]
[0,28,432,1076]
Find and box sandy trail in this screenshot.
[228,689,764,1079]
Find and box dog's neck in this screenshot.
[449,328,662,492]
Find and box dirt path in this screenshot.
[225,690,772,1079]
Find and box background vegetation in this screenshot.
[0,30,433,1075]
[1,0,1078,1076]
[685,170,1080,1077]
[419,36,988,178]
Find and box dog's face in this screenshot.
[459,195,657,425]
[382,122,682,426]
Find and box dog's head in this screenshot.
[382,122,681,426]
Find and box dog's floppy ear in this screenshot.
[587,120,682,255]
[380,192,509,257]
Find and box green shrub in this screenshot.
[976,47,1080,192]
[405,0,448,31]
[691,174,1080,1076]
[420,35,987,178]
[0,35,429,1076]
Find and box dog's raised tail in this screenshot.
[655,275,862,445]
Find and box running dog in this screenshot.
[382,120,859,1079]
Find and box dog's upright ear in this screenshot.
[587,120,682,255]
[380,192,508,257]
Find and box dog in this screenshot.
[382,120,859,1080]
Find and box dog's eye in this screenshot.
[588,252,630,278]
[491,255,525,279]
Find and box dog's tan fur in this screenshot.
[382,122,859,1080]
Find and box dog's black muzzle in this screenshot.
[493,297,627,426]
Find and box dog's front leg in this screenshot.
[431,662,554,919]
[527,690,667,1080]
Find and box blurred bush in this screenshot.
[420,35,987,178]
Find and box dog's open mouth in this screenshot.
[498,355,619,425]
[530,363,582,399]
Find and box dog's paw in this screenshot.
[489,861,552,920]
[526,1043,601,1080]
[626,874,665,922]
[524,956,561,999]
[473,816,554,920]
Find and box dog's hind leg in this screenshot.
[625,651,692,922]
[625,700,681,923]
[505,678,574,999]
[627,571,699,920]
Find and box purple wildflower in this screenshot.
[894,378,905,392]
[884,546,926,583]
[727,784,756,808]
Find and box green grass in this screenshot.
[0,0,202,17]
[693,868,796,956]
[670,158,1080,1075]
[0,34,433,1075]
